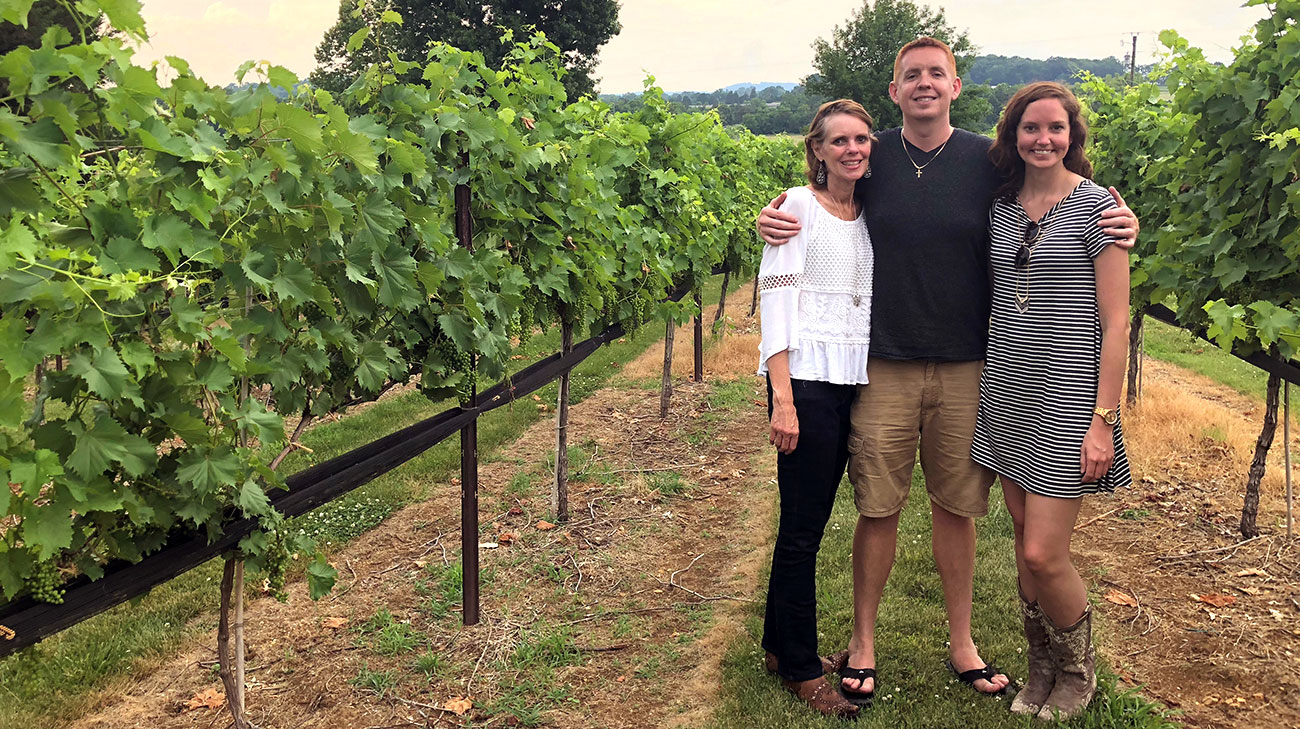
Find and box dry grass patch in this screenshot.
[1075,357,1300,729]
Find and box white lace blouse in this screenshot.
[756,186,873,385]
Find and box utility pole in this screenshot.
[1129,33,1138,85]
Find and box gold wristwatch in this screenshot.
[1092,406,1119,426]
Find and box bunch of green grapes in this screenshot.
[262,535,292,601]
[26,560,66,605]
[435,338,475,406]
[621,291,654,332]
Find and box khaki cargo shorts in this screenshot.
[847,357,996,518]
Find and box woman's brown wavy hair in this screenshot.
[988,81,1094,200]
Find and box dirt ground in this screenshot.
[1078,358,1300,729]
[50,291,1300,729]
[65,306,777,729]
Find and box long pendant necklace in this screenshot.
[827,196,865,307]
[901,132,949,178]
[1014,207,1057,313]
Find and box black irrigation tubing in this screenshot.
[0,267,730,657]
[1144,304,1300,387]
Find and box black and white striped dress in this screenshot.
[971,180,1132,498]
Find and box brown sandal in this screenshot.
[781,675,861,718]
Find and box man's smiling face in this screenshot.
[889,46,962,126]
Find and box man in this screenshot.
[757,37,1138,701]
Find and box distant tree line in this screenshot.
[966,54,1126,85]
[599,53,1147,136]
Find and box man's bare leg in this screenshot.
[931,501,1010,693]
[843,512,901,694]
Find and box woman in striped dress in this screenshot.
[971,82,1132,721]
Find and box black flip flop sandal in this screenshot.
[946,660,1009,697]
[839,666,876,706]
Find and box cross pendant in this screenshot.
[915,169,923,178]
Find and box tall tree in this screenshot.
[309,0,620,101]
[804,0,985,131]
[0,0,102,55]
[0,1,104,101]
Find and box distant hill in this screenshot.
[715,82,798,93]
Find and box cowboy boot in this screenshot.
[1010,594,1055,716]
[1037,606,1096,721]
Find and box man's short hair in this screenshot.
[892,36,958,81]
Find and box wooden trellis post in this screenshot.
[456,150,480,626]
[693,290,704,382]
[1285,382,1293,540]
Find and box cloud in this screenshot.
[202,2,249,24]
[268,0,337,29]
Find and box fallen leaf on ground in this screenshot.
[321,617,349,629]
[184,688,225,711]
[1234,585,1262,596]
[498,532,518,544]
[1235,568,1270,578]
[1103,589,1138,607]
[536,520,556,531]
[444,697,473,715]
[1193,593,1237,608]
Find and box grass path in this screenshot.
[709,472,1180,729]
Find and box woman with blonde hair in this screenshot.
[756,98,876,717]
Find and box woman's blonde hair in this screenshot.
[804,99,877,188]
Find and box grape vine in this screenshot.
[0,0,802,606]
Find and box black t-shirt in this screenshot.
[856,128,1002,361]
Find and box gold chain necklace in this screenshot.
[901,132,949,178]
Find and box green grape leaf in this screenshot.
[0,0,37,26]
[68,346,140,403]
[176,447,241,495]
[9,449,63,499]
[1203,300,1248,351]
[0,216,38,268]
[346,26,370,53]
[0,371,24,430]
[266,65,298,91]
[277,104,323,155]
[237,477,272,517]
[354,339,398,391]
[273,261,315,305]
[306,554,338,599]
[101,236,160,273]
[0,113,71,168]
[163,407,211,444]
[373,247,420,310]
[1248,301,1300,349]
[236,402,285,446]
[83,0,147,39]
[0,546,34,599]
[21,494,75,559]
[332,128,379,174]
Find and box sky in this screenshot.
[128,0,1272,93]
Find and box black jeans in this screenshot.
[762,377,854,682]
